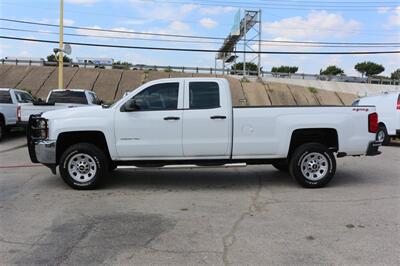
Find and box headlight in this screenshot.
[31,117,48,140]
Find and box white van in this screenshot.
[353,92,400,144]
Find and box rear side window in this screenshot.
[0,91,12,104]
[15,91,34,103]
[352,100,360,106]
[189,82,220,109]
[48,91,88,104]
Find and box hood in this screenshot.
[42,105,104,120]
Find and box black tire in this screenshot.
[289,143,336,188]
[376,125,390,146]
[272,162,289,172]
[109,162,118,172]
[59,143,108,190]
[0,121,4,142]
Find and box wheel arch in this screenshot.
[56,131,111,164]
[0,113,5,125]
[288,128,339,157]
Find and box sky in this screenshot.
[0,0,399,77]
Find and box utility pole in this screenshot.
[258,10,262,77]
[58,0,64,90]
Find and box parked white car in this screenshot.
[27,78,380,189]
[353,92,400,145]
[0,88,35,141]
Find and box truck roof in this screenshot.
[148,77,228,83]
[49,89,92,93]
[0,88,31,93]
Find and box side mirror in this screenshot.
[121,99,140,112]
[94,99,103,105]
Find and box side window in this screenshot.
[15,91,34,103]
[0,91,12,104]
[189,82,220,109]
[132,82,179,111]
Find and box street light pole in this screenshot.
[58,0,64,90]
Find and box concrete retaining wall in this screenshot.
[262,77,400,97]
[0,65,360,106]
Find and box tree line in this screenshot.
[231,61,399,79]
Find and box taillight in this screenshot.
[397,95,400,110]
[368,112,378,133]
[17,106,21,122]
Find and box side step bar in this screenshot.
[117,163,247,170]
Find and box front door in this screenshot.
[115,82,183,159]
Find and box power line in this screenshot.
[2,18,399,46]
[1,35,400,55]
[141,0,400,11]
[3,26,400,48]
[1,3,398,35]
[184,0,398,8]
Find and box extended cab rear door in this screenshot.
[182,80,232,157]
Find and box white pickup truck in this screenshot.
[27,78,381,189]
[19,89,102,123]
[353,91,400,145]
[0,88,36,141]
[0,88,101,140]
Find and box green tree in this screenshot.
[390,68,400,79]
[271,65,299,74]
[231,62,261,75]
[320,65,345,76]
[46,54,72,63]
[354,61,385,77]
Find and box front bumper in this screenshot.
[366,141,381,156]
[27,115,56,164]
[29,140,56,164]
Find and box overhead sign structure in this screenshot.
[216,9,262,77]
[231,10,241,36]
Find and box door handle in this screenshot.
[164,116,180,121]
[210,115,227,120]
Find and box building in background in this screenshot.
[75,57,114,69]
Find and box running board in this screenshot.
[117,163,247,170]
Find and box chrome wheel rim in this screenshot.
[68,153,97,182]
[300,152,329,181]
[377,130,385,142]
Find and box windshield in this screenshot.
[48,91,88,104]
[15,91,34,103]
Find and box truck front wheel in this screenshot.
[289,143,336,188]
[0,121,4,141]
[59,143,108,189]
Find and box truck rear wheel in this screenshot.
[59,143,108,190]
[376,125,390,145]
[289,143,336,188]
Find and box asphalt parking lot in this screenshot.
[0,135,399,265]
